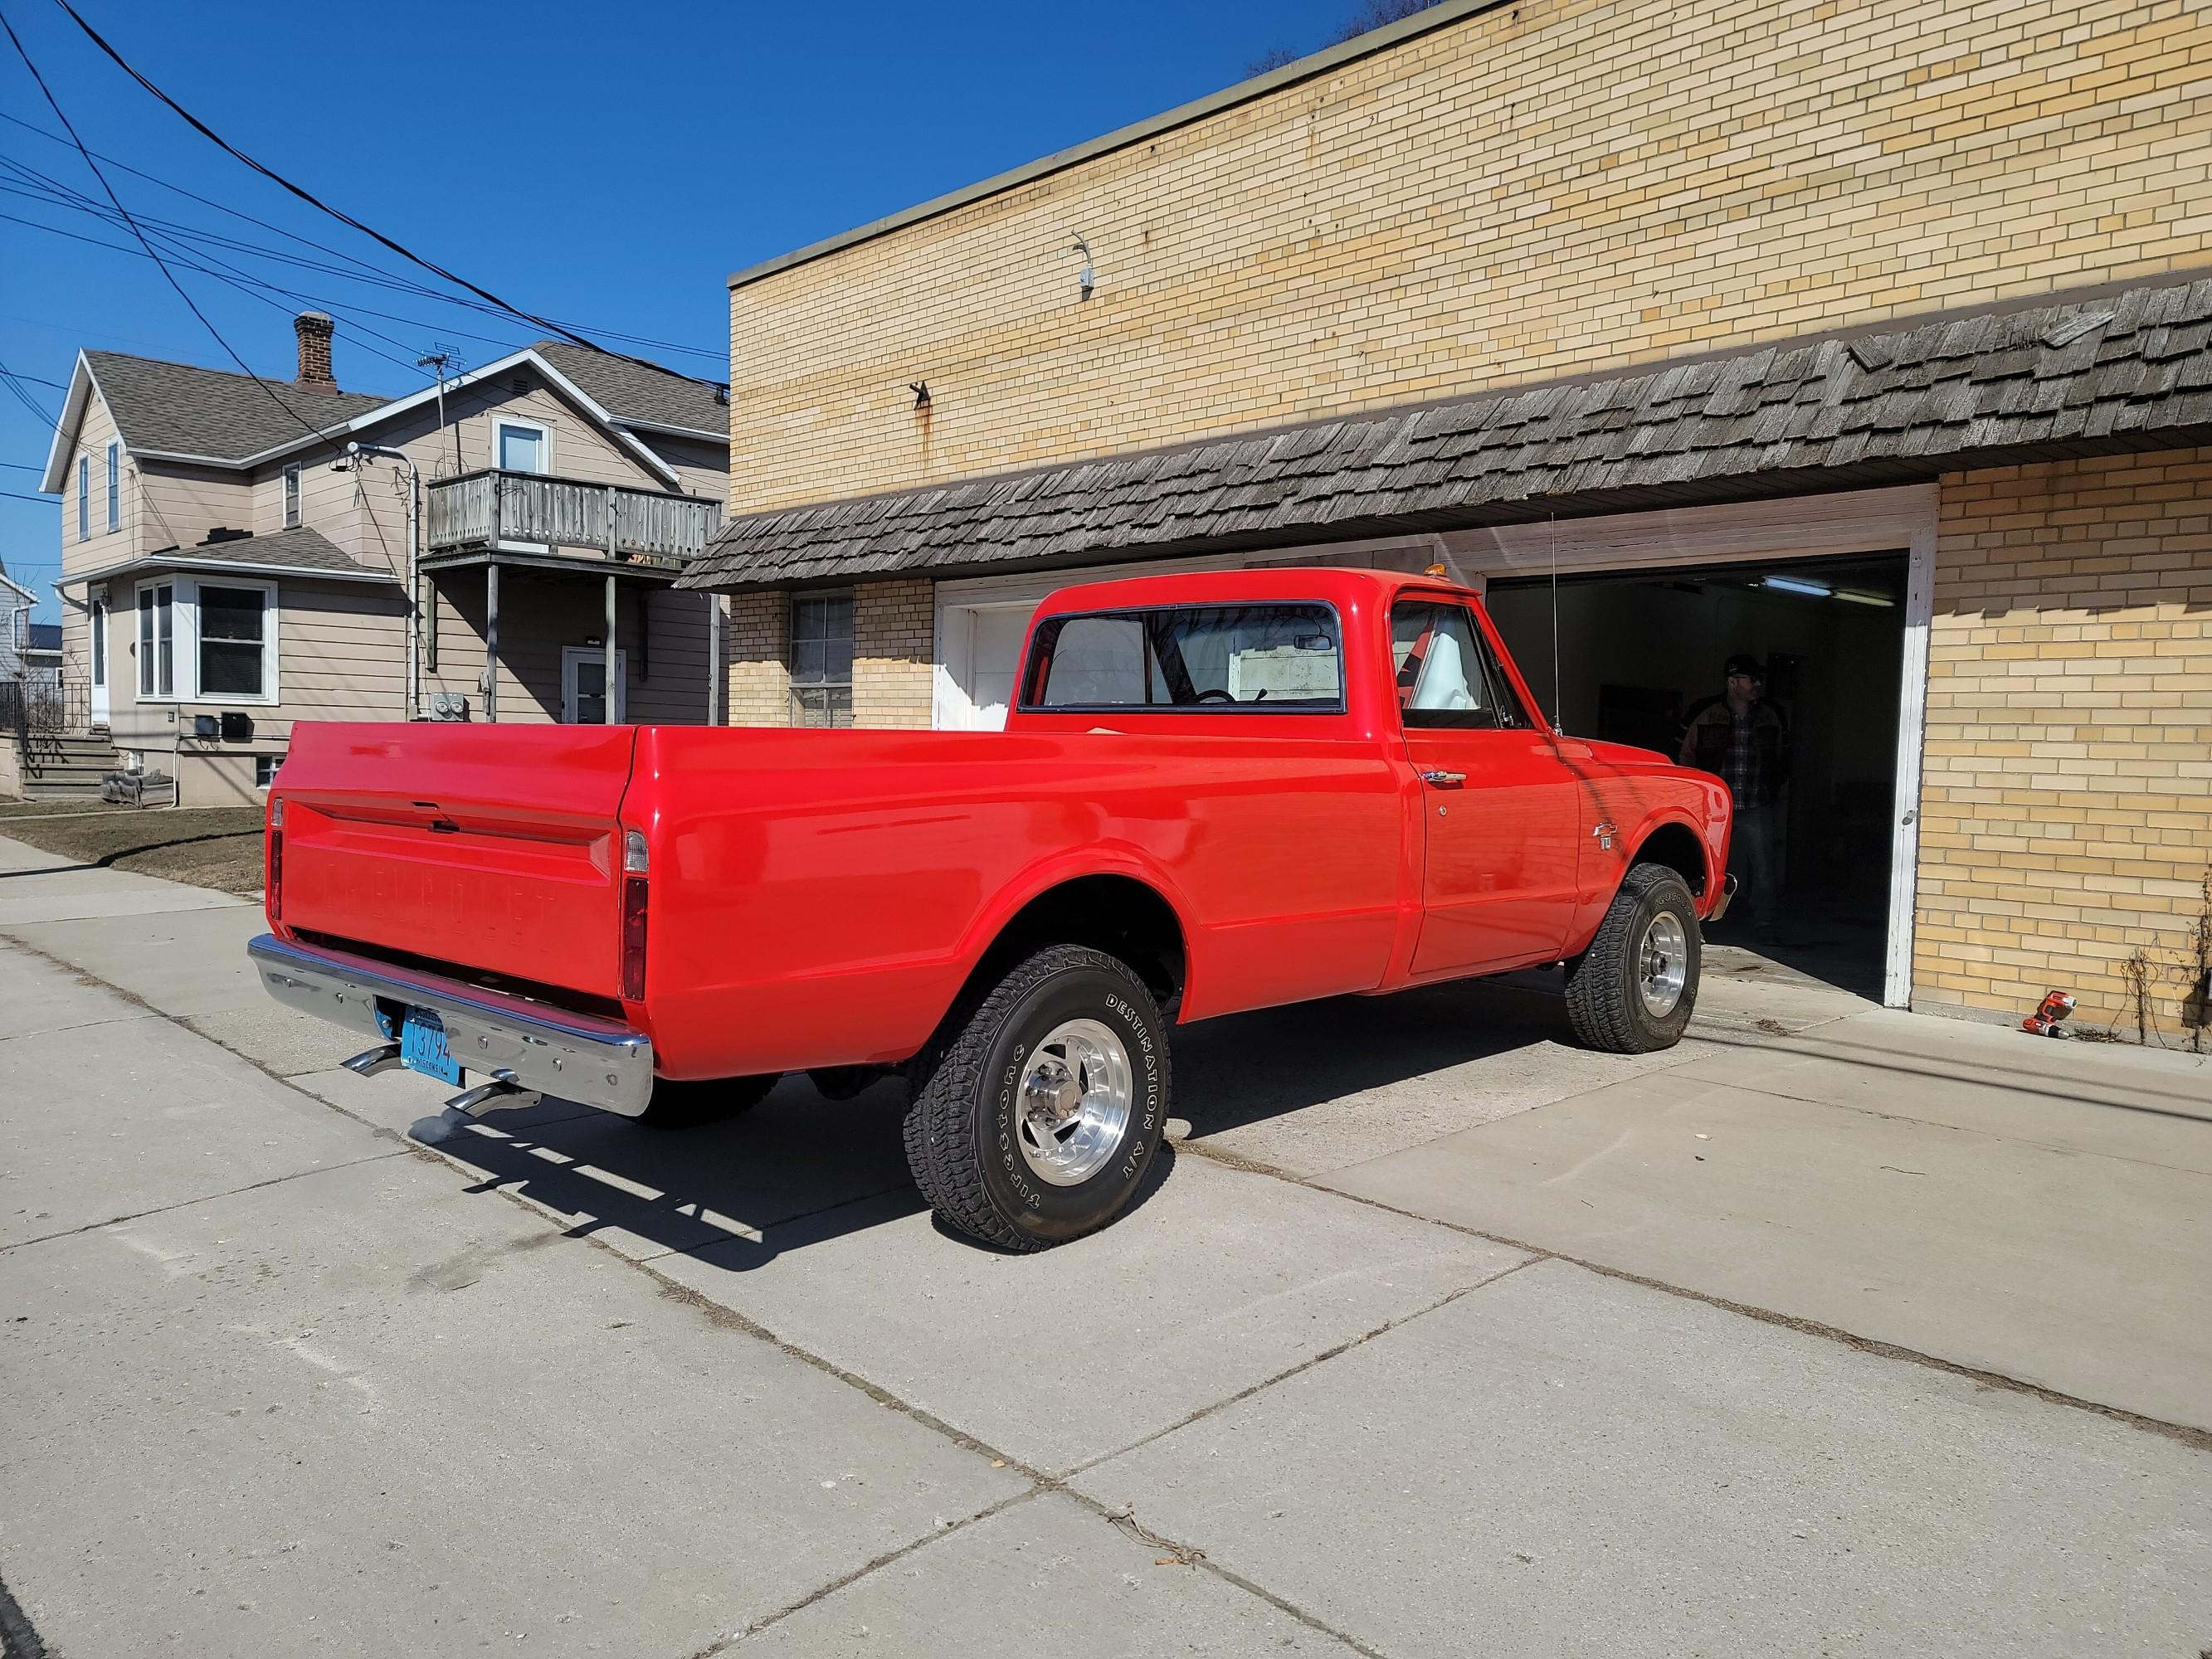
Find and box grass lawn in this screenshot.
[0,805,267,896]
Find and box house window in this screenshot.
[77,455,89,541]
[106,441,120,532]
[788,591,854,728]
[197,585,270,698]
[90,600,106,688]
[256,754,283,788]
[495,419,549,474]
[132,579,276,703]
[282,463,300,528]
[138,581,174,697]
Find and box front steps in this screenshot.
[15,732,124,800]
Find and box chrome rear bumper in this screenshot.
[246,933,654,1115]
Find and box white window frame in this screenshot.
[136,578,173,698]
[494,416,553,475]
[282,462,301,529]
[133,576,280,707]
[90,596,107,688]
[77,455,90,542]
[105,440,120,532]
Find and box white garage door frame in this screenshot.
[932,485,1937,1009]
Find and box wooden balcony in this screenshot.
[425,469,722,569]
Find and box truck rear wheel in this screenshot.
[636,1073,780,1130]
[904,944,1170,1251]
[1563,864,1701,1054]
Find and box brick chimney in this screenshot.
[293,311,337,394]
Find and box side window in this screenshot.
[1391,599,1532,731]
[282,463,301,529]
[1040,615,1147,706]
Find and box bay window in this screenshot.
[134,577,277,703]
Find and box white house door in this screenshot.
[88,598,110,729]
[561,648,627,724]
[958,605,1035,730]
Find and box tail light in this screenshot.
[619,828,648,1002]
[266,795,285,922]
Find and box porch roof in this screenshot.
[680,276,2212,592]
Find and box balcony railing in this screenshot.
[425,469,723,568]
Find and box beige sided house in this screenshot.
[34,314,728,804]
[683,0,2212,1034]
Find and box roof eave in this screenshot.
[52,552,399,588]
[38,352,96,494]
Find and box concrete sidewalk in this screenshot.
[2,835,2208,1658]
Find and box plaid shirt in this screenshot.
[1683,699,1789,809]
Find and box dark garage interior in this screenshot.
[1485,552,1907,997]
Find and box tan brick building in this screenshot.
[683,0,2212,1034]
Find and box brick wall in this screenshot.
[726,591,790,726]
[729,0,2212,515]
[853,581,934,727]
[721,581,934,727]
[1916,449,2212,1032]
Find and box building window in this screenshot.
[137,581,174,698]
[77,455,89,541]
[256,754,283,788]
[90,599,106,688]
[197,584,270,698]
[788,591,854,727]
[495,419,550,474]
[282,462,300,528]
[132,578,276,703]
[106,441,120,532]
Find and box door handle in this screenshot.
[1419,770,1466,788]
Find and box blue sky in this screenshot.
[1,0,1364,620]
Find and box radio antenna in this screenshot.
[1548,511,1562,736]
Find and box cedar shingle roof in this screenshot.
[533,342,729,438]
[84,353,387,461]
[680,279,2212,591]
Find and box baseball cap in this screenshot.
[1723,653,1766,679]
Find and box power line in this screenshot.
[0,7,353,462]
[1,485,58,502]
[0,108,724,364]
[0,459,44,469]
[0,362,66,389]
[49,0,727,388]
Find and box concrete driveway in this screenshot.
[2,833,2208,1657]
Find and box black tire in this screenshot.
[1563,864,1701,1053]
[904,944,1170,1251]
[636,1072,780,1130]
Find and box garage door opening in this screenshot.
[1486,552,1907,999]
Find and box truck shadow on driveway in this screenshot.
[419,978,1577,1264]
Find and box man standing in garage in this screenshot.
[1680,654,1791,941]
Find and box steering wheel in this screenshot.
[1193,688,1237,704]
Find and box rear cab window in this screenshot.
[1023,603,1345,713]
[1390,597,1534,730]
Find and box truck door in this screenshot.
[1392,595,1581,976]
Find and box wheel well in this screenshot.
[973,874,1186,1005]
[1630,821,1709,898]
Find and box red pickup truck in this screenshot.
[251,568,1732,1248]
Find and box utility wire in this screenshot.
[0,108,724,364]
[1,7,353,460]
[1,485,58,502]
[0,363,66,389]
[50,0,726,387]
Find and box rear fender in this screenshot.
[948,844,1205,1014]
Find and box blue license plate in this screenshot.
[399,1007,461,1085]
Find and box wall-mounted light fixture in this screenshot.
[909,380,931,411]
[1069,233,1095,301]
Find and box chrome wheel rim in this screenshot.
[1017,1019,1133,1186]
[1638,912,1690,1018]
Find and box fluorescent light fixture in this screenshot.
[1763,575,1831,597]
[1834,589,1896,607]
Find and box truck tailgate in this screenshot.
[271,723,637,997]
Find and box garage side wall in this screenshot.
[1916,449,2212,1033]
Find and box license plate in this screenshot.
[399,1006,461,1085]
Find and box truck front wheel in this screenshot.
[1563,864,1702,1053]
[636,1073,780,1130]
[904,944,1171,1251]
